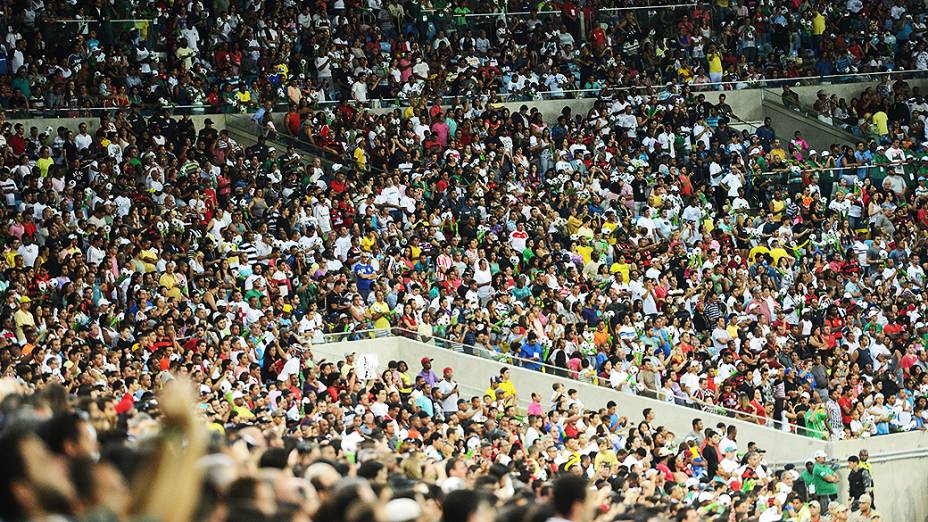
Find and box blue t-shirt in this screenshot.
[354,263,375,291]
[520,342,543,371]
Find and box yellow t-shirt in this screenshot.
[812,12,826,35]
[36,157,53,177]
[707,53,723,74]
[726,324,739,339]
[14,309,35,340]
[576,245,593,264]
[399,372,413,394]
[567,215,584,234]
[370,301,391,329]
[611,262,631,283]
[576,225,594,240]
[498,379,517,398]
[159,273,183,300]
[353,146,366,170]
[602,222,619,245]
[771,199,786,218]
[594,449,619,469]
[872,111,889,135]
[232,403,255,420]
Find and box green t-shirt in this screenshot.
[811,463,839,496]
[804,408,828,440]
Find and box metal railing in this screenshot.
[757,159,924,178]
[313,326,828,437]
[10,68,928,120]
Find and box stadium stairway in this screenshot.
[761,90,860,151]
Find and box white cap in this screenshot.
[441,477,465,493]
[231,391,244,400]
[814,450,827,459]
[385,498,422,522]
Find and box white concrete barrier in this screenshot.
[310,335,928,522]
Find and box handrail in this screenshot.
[419,9,561,17]
[394,327,793,429]
[8,69,928,120]
[325,327,827,437]
[420,3,698,17]
[600,3,698,10]
[52,18,156,23]
[757,159,923,178]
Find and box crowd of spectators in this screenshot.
[0,357,882,522]
[810,75,928,151]
[0,0,926,519]
[1,0,928,114]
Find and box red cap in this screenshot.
[443,367,453,375]
[420,357,432,365]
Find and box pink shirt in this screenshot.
[431,121,449,146]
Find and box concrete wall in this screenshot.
[7,114,226,136]
[8,78,928,138]
[698,79,928,123]
[827,449,928,522]
[367,98,598,123]
[315,335,826,461]
[312,335,928,522]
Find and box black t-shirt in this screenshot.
[631,178,646,202]
[198,126,219,146]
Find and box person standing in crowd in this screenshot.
[811,450,840,511]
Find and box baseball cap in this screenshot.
[231,391,244,400]
[443,367,453,375]
[385,498,422,522]
[814,450,827,459]
[420,357,432,365]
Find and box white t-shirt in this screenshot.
[721,172,743,197]
[473,264,493,298]
[437,378,459,413]
[75,132,93,150]
[351,80,368,102]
